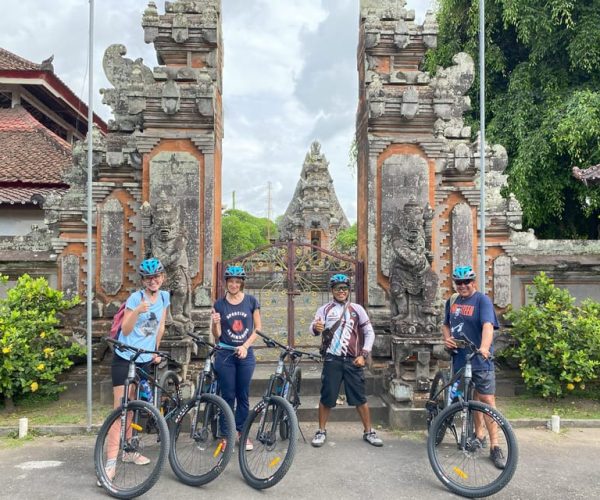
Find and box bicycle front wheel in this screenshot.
[94,400,169,499]
[239,395,298,490]
[427,401,518,498]
[168,393,235,486]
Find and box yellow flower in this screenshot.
[43,347,53,356]
[31,382,39,392]
[566,383,575,391]
[40,332,46,339]
[37,363,45,371]
[574,376,582,383]
[2,347,10,354]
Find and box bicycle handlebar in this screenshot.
[106,337,180,365]
[451,334,495,362]
[255,330,322,362]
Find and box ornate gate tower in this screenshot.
[51,0,223,366]
[357,0,520,400]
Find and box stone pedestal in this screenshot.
[160,337,195,380]
[390,337,448,398]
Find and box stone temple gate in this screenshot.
[13,0,597,403]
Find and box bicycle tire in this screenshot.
[239,395,298,490]
[157,370,181,420]
[94,400,169,499]
[427,370,449,428]
[168,393,235,486]
[427,401,518,498]
[427,370,451,445]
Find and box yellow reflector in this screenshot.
[214,442,223,457]
[130,423,143,431]
[269,457,281,468]
[453,466,468,479]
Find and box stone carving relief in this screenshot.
[388,198,440,336]
[100,44,154,131]
[451,203,473,270]
[401,87,419,120]
[142,193,193,337]
[61,254,80,300]
[99,198,124,295]
[380,154,429,276]
[161,78,181,115]
[149,151,201,277]
[172,13,189,43]
[367,74,386,118]
[493,255,511,308]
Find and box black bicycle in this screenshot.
[95,339,171,499]
[426,335,519,498]
[238,330,320,490]
[168,332,236,486]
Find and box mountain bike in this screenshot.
[168,332,236,486]
[238,330,321,490]
[95,339,171,499]
[426,335,519,498]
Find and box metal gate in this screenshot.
[217,241,363,354]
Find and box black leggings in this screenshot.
[111,355,152,387]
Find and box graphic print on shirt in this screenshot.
[225,310,250,342]
[140,313,158,337]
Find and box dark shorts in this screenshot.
[111,355,152,387]
[472,370,496,396]
[320,354,367,408]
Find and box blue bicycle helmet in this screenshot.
[329,273,350,288]
[139,258,165,277]
[224,265,246,280]
[452,265,476,281]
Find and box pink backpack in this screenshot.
[109,291,143,340]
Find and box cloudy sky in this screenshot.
[0,0,433,221]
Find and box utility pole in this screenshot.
[232,190,236,210]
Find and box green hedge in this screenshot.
[505,272,600,398]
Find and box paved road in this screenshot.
[1,423,598,499]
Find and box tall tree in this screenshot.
[221,209,278,260]
[426,0,600,238]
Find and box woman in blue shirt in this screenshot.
[105,258,170,479]
[211,265,261,451]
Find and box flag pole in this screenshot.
[86,0,95,432]
[478,0,486,291]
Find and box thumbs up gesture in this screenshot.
[211,307,221,325]
[137,296,150,314]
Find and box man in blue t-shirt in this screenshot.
[443,265,505,470]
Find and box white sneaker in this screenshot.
[311,429,327,447]
[363,429,383,447]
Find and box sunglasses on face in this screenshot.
[333,286,349,292]
[454,279,473,286]
[143,275,161,282]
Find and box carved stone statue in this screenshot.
[142,193,193,337]
[388,197,440,335]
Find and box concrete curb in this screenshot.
[2,418,600,437]
[0,425,100,437]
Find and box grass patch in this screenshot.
[0,398,112,427]
[497,394,600,420]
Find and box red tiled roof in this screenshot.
[0,106,72,184]
[0,185,67,205]
[0,48,41,71]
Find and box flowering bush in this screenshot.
[0,274,84,404]
[505,272,600,398]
